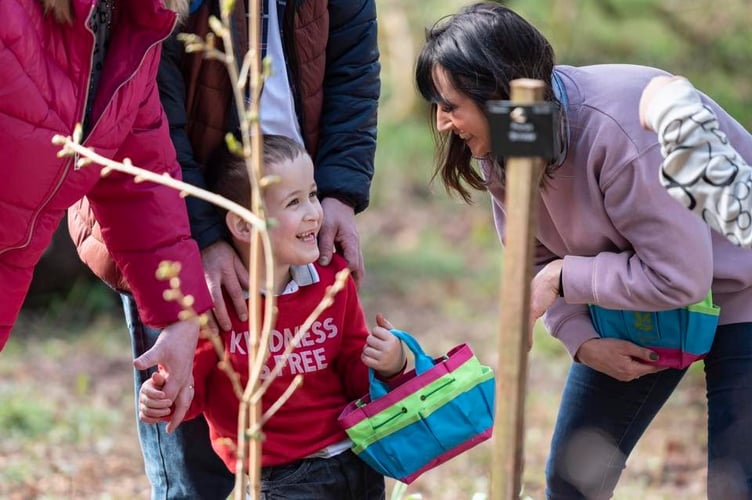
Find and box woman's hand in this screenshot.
[575,338,665,382]
[529,259,564,347]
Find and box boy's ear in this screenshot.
[226,212,251,242]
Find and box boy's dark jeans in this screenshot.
[261,450,385,500]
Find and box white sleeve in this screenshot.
[646,78,752,247]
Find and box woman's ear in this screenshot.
[225,212,251,243]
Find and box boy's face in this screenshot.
[264,153,323,267]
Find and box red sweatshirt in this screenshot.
[186,255,369,470]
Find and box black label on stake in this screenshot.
[485,100,560,161]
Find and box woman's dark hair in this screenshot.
[206,134,308,211]
[415,2,561,202]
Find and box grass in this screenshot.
[0,312,142,498]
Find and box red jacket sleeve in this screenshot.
[86,48,212,328]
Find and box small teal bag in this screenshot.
[338,329,495,484]
[588,292,720,369]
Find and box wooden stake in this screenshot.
[490,78,546,500]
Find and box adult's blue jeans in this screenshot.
[545,322,752,500]
[260,449,385,500]
[122,293,234,500]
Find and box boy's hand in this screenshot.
[139,371,175,423]
[362,313,406,378]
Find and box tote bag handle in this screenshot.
[369,329,436,400]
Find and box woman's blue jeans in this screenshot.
[545,322,752,499]
[122,293,234,500]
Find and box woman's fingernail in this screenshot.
[649,352,659,361]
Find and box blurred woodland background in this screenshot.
[2,0,750,498]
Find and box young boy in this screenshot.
[139,135,404,499]
[639,75,752,247]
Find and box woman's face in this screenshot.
[432,65,491,158]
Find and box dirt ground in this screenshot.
[1,311,710,499]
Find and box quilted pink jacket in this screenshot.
[0,0,211,348]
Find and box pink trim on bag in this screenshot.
[646,347,706,369]
[338,344,475,425]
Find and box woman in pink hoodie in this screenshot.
[416,3,752,498]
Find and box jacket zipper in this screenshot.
[73,3,98,170]
[83,17,179,148]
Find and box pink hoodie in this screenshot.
[484,64,752,357]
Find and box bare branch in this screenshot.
[52,134,265,230]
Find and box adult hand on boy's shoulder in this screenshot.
[201,240,250,332]
[319,198,364,287]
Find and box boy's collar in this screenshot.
[282,263,320,295]
[255,263,320,296]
